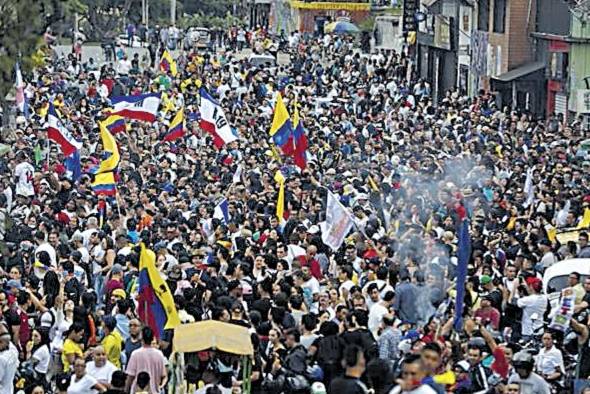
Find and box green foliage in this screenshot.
[358,16,375,32]
[184,0,234,18]
[0,0,63,105]
[178,12,240,29]
[78,0,134,40]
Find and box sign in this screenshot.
[433,15,451,50]
[402,0,418,33]
[577,89,590,113]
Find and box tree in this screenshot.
[80,0,134,40]
[0,0,69,123]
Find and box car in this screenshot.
[542,258,590,294]
[117,34,145,48]
[247,54,277,69]
[186,27,210,49]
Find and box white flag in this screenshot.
[321,191,354,251]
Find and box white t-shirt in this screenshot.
[368,303,389,337]
[517,294,547,336]
[389,384,437,394]
[0,343,19,394]
[86,360,118,385]
[67,373,98,394]
[35,242,57,267]
[14,161,35,197]
[32,344,51,374]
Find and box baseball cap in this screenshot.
[112,288,126,299]
[6,279,23,290]
[480,275,492,285]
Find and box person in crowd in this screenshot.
[4,25,590,394]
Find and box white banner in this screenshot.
[321,191,354,251]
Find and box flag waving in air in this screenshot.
[91,172,117,196]
[159,50,178,77]
[163,108,184,142]
[102,114,126,134]
[137,243,181,339]
[275,170,287,223]
[15,62,29,118]
[270,92,294,155]
[320,191,354,251]
[453,218,472,331]
[199,88,237,148]
[110,93,161,122]
[291,101,307,169]
[95,120,120,174]
[47,103,82,156]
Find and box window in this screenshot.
[493,0,506,33]
[478,0,490,32]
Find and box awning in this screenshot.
[492,61,545,82]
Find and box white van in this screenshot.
[542,258,590,294]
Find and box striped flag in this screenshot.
[137,243,181,339]
[163,108,184,142]
[198,88,237,148]
[110,93,161,122]
[47,104,82,156]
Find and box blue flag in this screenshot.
[65,150,81,182]
[453,219,472,332]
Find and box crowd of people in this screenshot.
[2,21,590,394]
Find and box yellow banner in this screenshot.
[290,0,370,11]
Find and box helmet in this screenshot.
[512,350,534,371]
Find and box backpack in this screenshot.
[316,335,341,367]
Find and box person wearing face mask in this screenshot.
[0,322,19,394]
[86,346,119,388]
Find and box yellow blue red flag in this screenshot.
[137,243,181,338]
[269,93,294,154]
[163,108,184,142]
[159,50,178,77]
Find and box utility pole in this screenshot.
[171,0,176,25]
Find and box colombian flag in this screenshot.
[95,120,120,174]
[103,114,126,134]
[269,92,294,155]
[159,50,178,77]
[137,243,181,339]
[163,108,184,142]
[91,172,117,196]
[291,102,307,170]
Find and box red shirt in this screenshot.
[474,307,501,330]
[297,256,322,280]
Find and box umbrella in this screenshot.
[324,21,360,34]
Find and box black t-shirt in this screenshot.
[329,375,368,394]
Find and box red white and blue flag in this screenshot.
[47,104,82,156]
[199,88,237,148]
[110,93,161,122]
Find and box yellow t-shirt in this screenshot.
[62,338,83,372]
[102,330,123,368]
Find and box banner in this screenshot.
[289,0,370,11]
[320,191,354,251]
